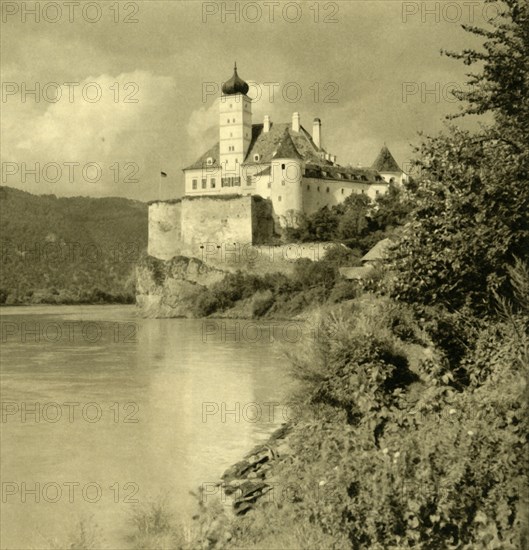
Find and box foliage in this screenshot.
[189,253,349,318]
[226,266,528,548]
[391,0,529,313]
[288,185,411,254]
[0,186,147,305]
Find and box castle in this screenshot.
[148,65,407,262]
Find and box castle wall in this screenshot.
[271,158,303,227]
[180,195,254,252]
[301,177,381,215]
[195,242,340,275]
[148,200,183,260]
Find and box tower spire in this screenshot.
[222,63,249,95]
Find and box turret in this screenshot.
[270,130,303,227]
[219,63,252,185]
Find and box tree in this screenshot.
[391,0,529,313]
[337,194,371,240]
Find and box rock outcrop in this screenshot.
[136,255,226,318]
[220,423,292,516]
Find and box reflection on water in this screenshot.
[0,305,293,549]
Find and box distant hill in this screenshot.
[0,186,148,305]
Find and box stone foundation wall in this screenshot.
[148,195,276,262]
[147,200,183,260]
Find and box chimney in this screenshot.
[313,118,322,148]
[292,112,300,132]
[264,115,270,133]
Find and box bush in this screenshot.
[251,290,275,318]
[328,280,359,304]
[264,289,529,549]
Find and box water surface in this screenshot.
[0,305,293,549]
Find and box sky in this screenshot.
[1,0,494,201]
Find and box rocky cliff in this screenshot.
[135,255,226,318]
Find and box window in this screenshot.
[232,118,235,123]
[230,104,232,108]
[361,189,365,194]
[326,187,330,193]
[376,190,380,195]
[278,196,282,202]
[211,178,216,188]
[282,180,285,186]
[317,186,320,192]
[307,185,310,191]
[341,188,344,194]
[206,157,213,166]
[201,178,206,189]
[254,154,260,162]
[227,119,230,123]
[268,181,271,188]
[192,179,197,190]
[247,176,252,186]
[230,133,233,137]
[281,163,286,170]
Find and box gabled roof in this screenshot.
[183,125,390,185]
[184,121,323,170]
[372,146,401,173]
[361,238,393,263]
[272,129,303,160]
[339,265,376,280]
[183,143,220,171]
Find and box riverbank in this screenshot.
[128,282,528,549]
[135,253,359,321]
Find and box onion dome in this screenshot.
[222,62,250,95]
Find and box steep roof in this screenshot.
[184,142,220,171]
[272,128,303,160]
[372,146,401,173]
[184,123,386,184]
[339,265,376,280]
[184,121,322,170]
[361,238,393,263]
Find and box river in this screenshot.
[0,305,294,549]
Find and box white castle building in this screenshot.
[182,64,407,227]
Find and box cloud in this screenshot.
[2,70,175,197]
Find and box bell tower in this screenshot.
[219,63,252,187]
